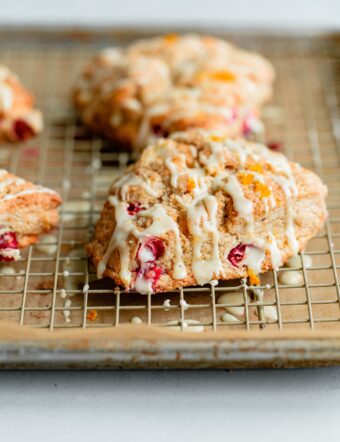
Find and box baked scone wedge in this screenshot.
[0,65,43,143]
[88,130,327,294]
[0,170,62,261]
[74,34,274,150]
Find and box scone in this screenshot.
[74,34,274,150]
[0,65,43,143]
[87,130,328,294]
[0,169,62,261]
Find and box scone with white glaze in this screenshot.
[87,130,327,294]
[74,34,274,150]
[0,65,43,143]
[0,170,62,261]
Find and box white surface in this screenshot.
[1,369,340,441]
[0,0,339,29]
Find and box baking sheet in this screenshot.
[0,28,339,368]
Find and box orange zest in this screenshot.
[209,70,236,82]
[187,177,197,193]
[209,134,224,143]
[248,270,260,286]
[238,171,272,199]
[238,172,254,186]
[247,163,263,174]
[86,310,98,321]
[163,33,179,44]
[254,181,271,198]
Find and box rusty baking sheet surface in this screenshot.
[0,28,339,368]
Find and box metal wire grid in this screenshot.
[0,32,339,333]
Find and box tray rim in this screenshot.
[1,323,340,368]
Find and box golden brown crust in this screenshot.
[74,34,274,150]
[0,65,43,143]
[87,131,328,293]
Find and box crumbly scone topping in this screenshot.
[90,131,327,293]
[0,65,43,142]
[74,34,274,148]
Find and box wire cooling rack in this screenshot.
[0,29,340,337]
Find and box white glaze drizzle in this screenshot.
[221,312,240,323]
[164,153,207,194]
[217,292,249,317]
[2,187,58,202]
[250,171,276,211]
[279,270,303,286]
[112,172,162,199]
[286,254,313,269]
[97,196,135,283]
[180,299,189,310]
[243,245,265,274]
[165,154,187,187]
[63,299,72,323]
[163,299,171,310]
[163,319,204,333]
[177,194,222,285]
[273,175,299,255]
[223,174,254,233]
[0,84,13,112]
[135,274,153,294]
[267,233,282,268]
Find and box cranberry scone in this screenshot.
[0,65,43,143]
[87,130,327,294]
[74,34,274,150]
[0,170,62,261]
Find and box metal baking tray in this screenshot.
[0,27,339,369]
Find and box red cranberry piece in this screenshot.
[135,237,165,292]
[228,107,238,123]
[0,230,18,250]
[142,262,163,282]
[242,118,252,137]
[0,230,19,262]
[228,243,247,267]
[127,202,144,216]
[0,254,14,262]
[152,124,168,138]
[137,236,165,263]
[136,262,163,290]
[13,119,34,141]
[267,141,283,152]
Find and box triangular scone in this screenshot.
[0,170,62,261]
[0,65,43,143]
[74,34,274,150]
[88,131,327,294]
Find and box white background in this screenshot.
[0,0,339,29]
[1,1,340,441]
[1,368,340,442]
